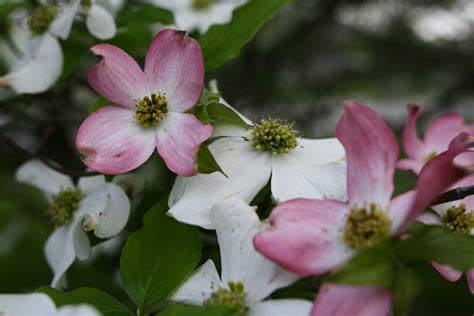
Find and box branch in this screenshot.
[432,185,474,206]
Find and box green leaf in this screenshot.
[117,4,174,26]
[37,287,132,316]
[198,0,291,72]
[196,143,226,176]
[329,241,395,288]
[88,97,111,113]
[159,305,239,316]
[120,198,202,314]
[396,223,474,271]
[392,263,422,316]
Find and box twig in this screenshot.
[432,185,474,206]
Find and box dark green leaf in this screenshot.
[37,287,132,316]
[158,305,239,316]
[396,224,474,271]
[120,198,202,314]
[393,263,422,316]
[196,143,226,176]
[198,0,291,72]
[329,241,395,288]
[117,4,174,26]
[126,190,167,232]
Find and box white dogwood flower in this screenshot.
[16,160,130,288]
[0,293,99,316]
[152,0,247,34]
[172,198,312,316]
[168,104,347,229]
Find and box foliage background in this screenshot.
[1,0,474,315]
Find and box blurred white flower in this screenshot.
[16,160,131,288]
[0,293,100,316]
[152,0,247,33]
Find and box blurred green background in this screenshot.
[1,0,474,315]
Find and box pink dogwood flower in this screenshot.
[76,29,212,176]
[398,104,474,174]
[253,101,472,316]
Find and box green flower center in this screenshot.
[28,4,58,35]
[204,282,247,316]
[135,93,168,128]
[192,0,213,10]
[250,118,298,155]
[81,0,93,10]
[443,204,474,235]
[48,189,83,228]
[343,205,391,249]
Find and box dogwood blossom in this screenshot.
[417,174,474,294]
[49,0,124,40]
[168,102,346,229]
[152,0,247,34]
[0,293,99,316]
[172,197,312,316]
[76,28,212,176]
[253,101,473,315]
[0,8,63,94]
[398,104,474,174]
[16,160,130,288]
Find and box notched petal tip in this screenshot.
[78,147,96,166]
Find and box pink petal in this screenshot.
[425,113,470,154]
[88,44,150,109]
[253,199,353,276]
[467,269,474,294]
[336,101,399,210]
[76,105,156,174]
[155,112,213,176]
[388,190,417,234]
[311,283,392,316]
[432,262,463,282]
[416,212,442,225]
[407,148,471,225]
[402,105,428,162]
[396,159,424,174]
[144,29,204,112]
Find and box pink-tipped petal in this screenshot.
[432,262,463,282]
[76,106,156,174]
[88,44,150,109]
[402,105,428,162]
[155,112,212,176]
[396,159,424,174]
[425,113,468,153]
[336,101,399,210]
[311,283,392,316]
[416,212,442,225]
[254,199,353,276]
[388,190,417,234]
[467,269,474,294]
[144,29,204,112]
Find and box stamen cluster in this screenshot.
[81,0,92,10]
[250,118,298,155]
[443,204,474,235]
[48,189,83,228]
[204,281,247,315]
[343,204,391,249]
[28,5,58,35]
[192,0,213,10]
[135,93,168,128]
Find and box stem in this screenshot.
[432,185,474,205]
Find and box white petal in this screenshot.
[86,4,117,40]
[168,137,272,229]
[57,305,101,316]
[16,160,74,198]
[271,138,347,203]
[49,0,81,40]
[93,183,130,238]
[249,299,313,316]
[72,218,91,261]
[77,175,106,195]
[211,198,299,303]
[1,34,62,94]
[44,226,76,288]
[0,293,57,315]
[172,259,223,305]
